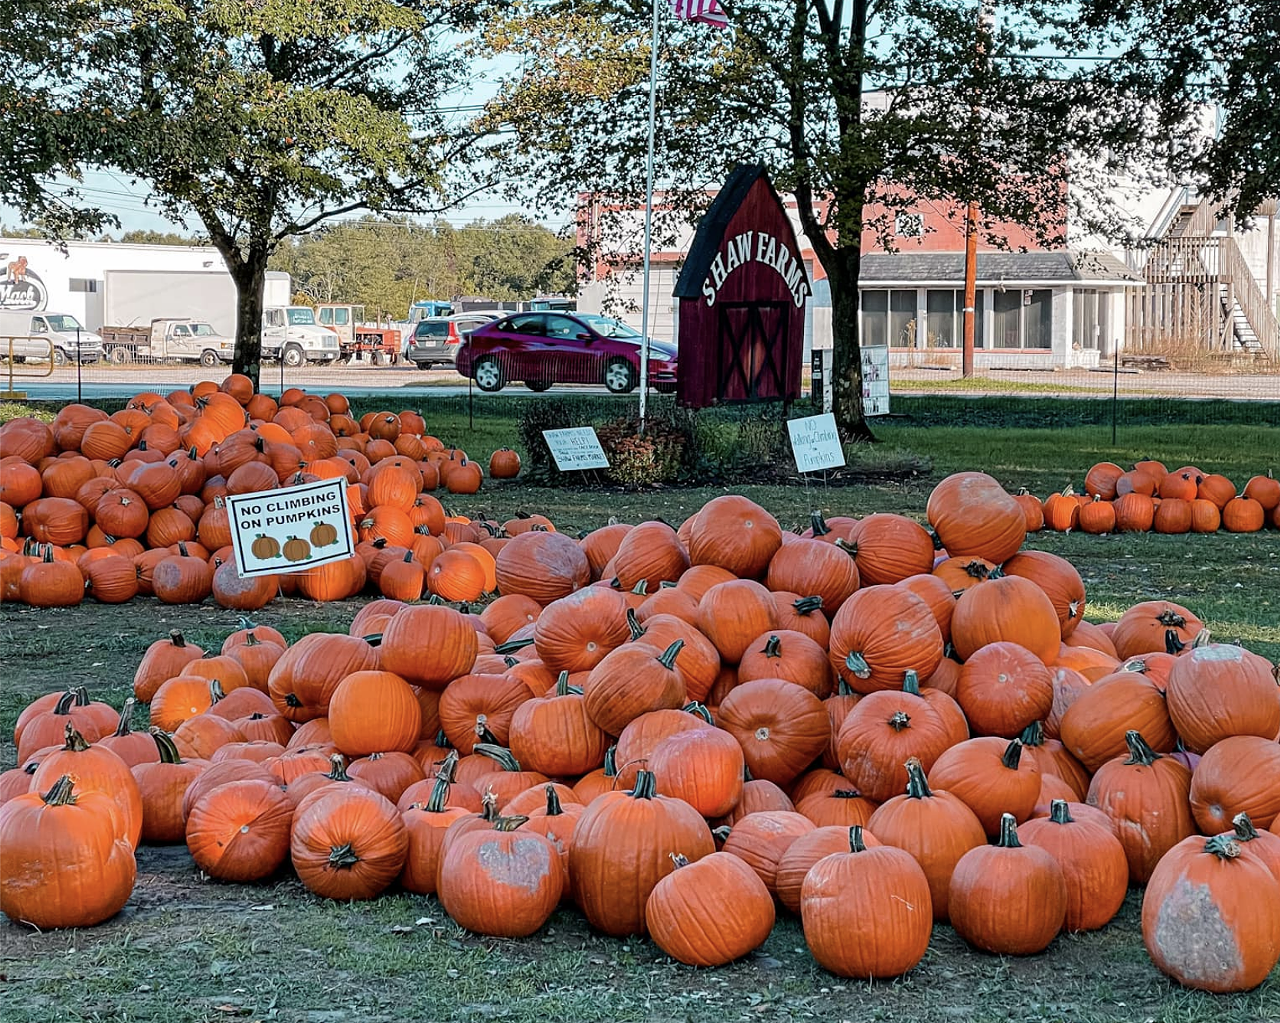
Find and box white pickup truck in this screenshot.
[100,318,235,366]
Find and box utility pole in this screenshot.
[961,2,992,379]
[1266,199,1277,317]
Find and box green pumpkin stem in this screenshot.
[53,690,77,716]
[835,679,856,697]
[657,640,685,670]
[150,728,183,763]
[833,537,858,558]
[555,671,571,697]
[904,757,933,798]
[996,813,1022,848]
[473,716,500,746]
[543,784,563,816]
[494,636,536,655]
[363,633,384,648]
[888,710,911,732]
[808,510,831,536]
[669,852,691,869]
[209,679,226,704]
[1203,834,1242,860]
[833,789,864,799]
[845,651,871,679]
[711,825,732,843]
[1001,739,1024,771]
[631,580,648,596]
[328,843,360,869]
[41,775,78,806]
[63,724,91,752]
[325,754,351,782]
[762,635,782,658]
[1020,721,1044,747]
[1122,730,1162,766]
[626,607,647,641]
[683,702,713,724]
[434,749,460,783]
[112,698,137,737]
[473,743,521,773]
[479,789,499,821]
[792,595,824,616]
[424,773,452,813]
[170,629,187,648]
[602,745,618,778]
[503,655,519,668]
[493,814,529,832]
[630,770,657,800]
[1048,799,1074,825]
[848,825,866,853]
[1164,629,1186,655]
[901,670,920,696]
[1231,813,1261,842]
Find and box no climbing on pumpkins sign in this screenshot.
[225,477,354,577]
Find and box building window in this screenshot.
[927,290,986,349]
[992,288,1051,349]
[864,289,921,347]
[69,278,98,293]
[1073,289,1109,350]
[895,213,924,238]
[861,291,888,347]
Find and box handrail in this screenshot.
[1182,195,1218,240]
[1219,236,1279,359]
[1,336,56,399]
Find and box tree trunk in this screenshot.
[827,245,875,442]
[230,247,269,389]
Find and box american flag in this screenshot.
[669,0,729,28]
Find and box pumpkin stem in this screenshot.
[492,814,530,831]
[683,702,713,724]
[543,784,563,817]
[150,728,183,764]
[1156,608,1188,628]
[1019,721,1044,747]
[473,742,522,773]
[328,843,361,869]
[711,825,732,843]
[602,745,618,778]
[630,580,649,597]
[848,825,866,853]
[996,813,1022,848]
[112,698,137,737]
[426,594,446,606]
[1001,739,1024,771]
[62,724,91,752]
[760,635,783,659]
[170,629,186,648]
[657,639,685,670]
[243,632,262,648]
[494,636,536,655]
[474,716,500,745]
[555,671,571,697]
[41,775,78,806]
[424,773,452,813]
[53,690,77,716]
[1122,730,1162,766]
[832,789,864,799]
[1231,813,1261,842]
[435,749,460,783]
[888,710,911,732]
[1164,629,1186,655]
[659,580,678,589]
[792,595,824,616]
[808,511,831,537]
[503,655,519,668]
[845,651,871,679]
[325,754,351,782]
[901,669,920,696]
[835,679,856,697]
[285,693,303,707]
[435,729,453,750]
[1048,799,1074,825]
[480,789,499,821]
[1190,629,1212,649]
[903,757,933,799]
[669,852,691,869]
[209,679,226,704]
[1203,834,1242,861]
[625,607,647,641]
[630,770,657,800]
[833,537,858,559]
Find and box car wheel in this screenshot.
[200,350,221,367]
[108,346,132,365]
[52,349,69,367]
[473,357,505,392]
[283,345,305,367]
[525,378,553,392]
[604,358,637,394]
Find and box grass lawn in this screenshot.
[1,397,1278,1021]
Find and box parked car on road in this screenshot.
[455,312,678,393]
[408,313,501,369]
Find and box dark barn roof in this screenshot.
[673,164,811,299]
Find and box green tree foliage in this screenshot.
[1082,1,1279,218]
[271,215,575,318]
[76,0,496,384]
[482,1,1159,439]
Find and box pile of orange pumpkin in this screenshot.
[0,376,524,608]
[4,476,1279,993]
[1013,461,1280,535]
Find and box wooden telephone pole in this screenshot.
[961,2,993,379]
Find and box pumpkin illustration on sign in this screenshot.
[310,521,339,547]
[252,535,281,559]
[283,537,312,562]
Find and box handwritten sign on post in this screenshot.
[787,412,846,474]
[543,427,610,471]
[226,477,354,577]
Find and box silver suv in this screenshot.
[407,313,500,369]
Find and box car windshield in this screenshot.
[578,314,640,339]
[415,322,449,337]
[286,308,316,326]
[42,314,84,332]
[189,323,217,336]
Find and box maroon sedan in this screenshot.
[455,312,678,393]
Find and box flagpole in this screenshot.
[638,0,660,431]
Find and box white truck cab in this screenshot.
[101,318,234,366]
[0,310,103,365]
[262,306,340,366]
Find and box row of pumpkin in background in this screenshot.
[1014,460,1280,534]
[3,485,1279,991]
[0,376,524,608]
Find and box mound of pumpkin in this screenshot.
[3,478,1280,993]
[0,377,524,608]
[1012,460,1280,534]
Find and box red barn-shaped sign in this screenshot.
[675,165,811,407]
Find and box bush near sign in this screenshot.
[225,477,354,577]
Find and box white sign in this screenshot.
[543,427,610,471]
[226,477,354,577]
[787,413,846,474]
[861,344,890,417]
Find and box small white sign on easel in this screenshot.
[543,427,610,471]
[787,413,846,474]
[225,476,353,577]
